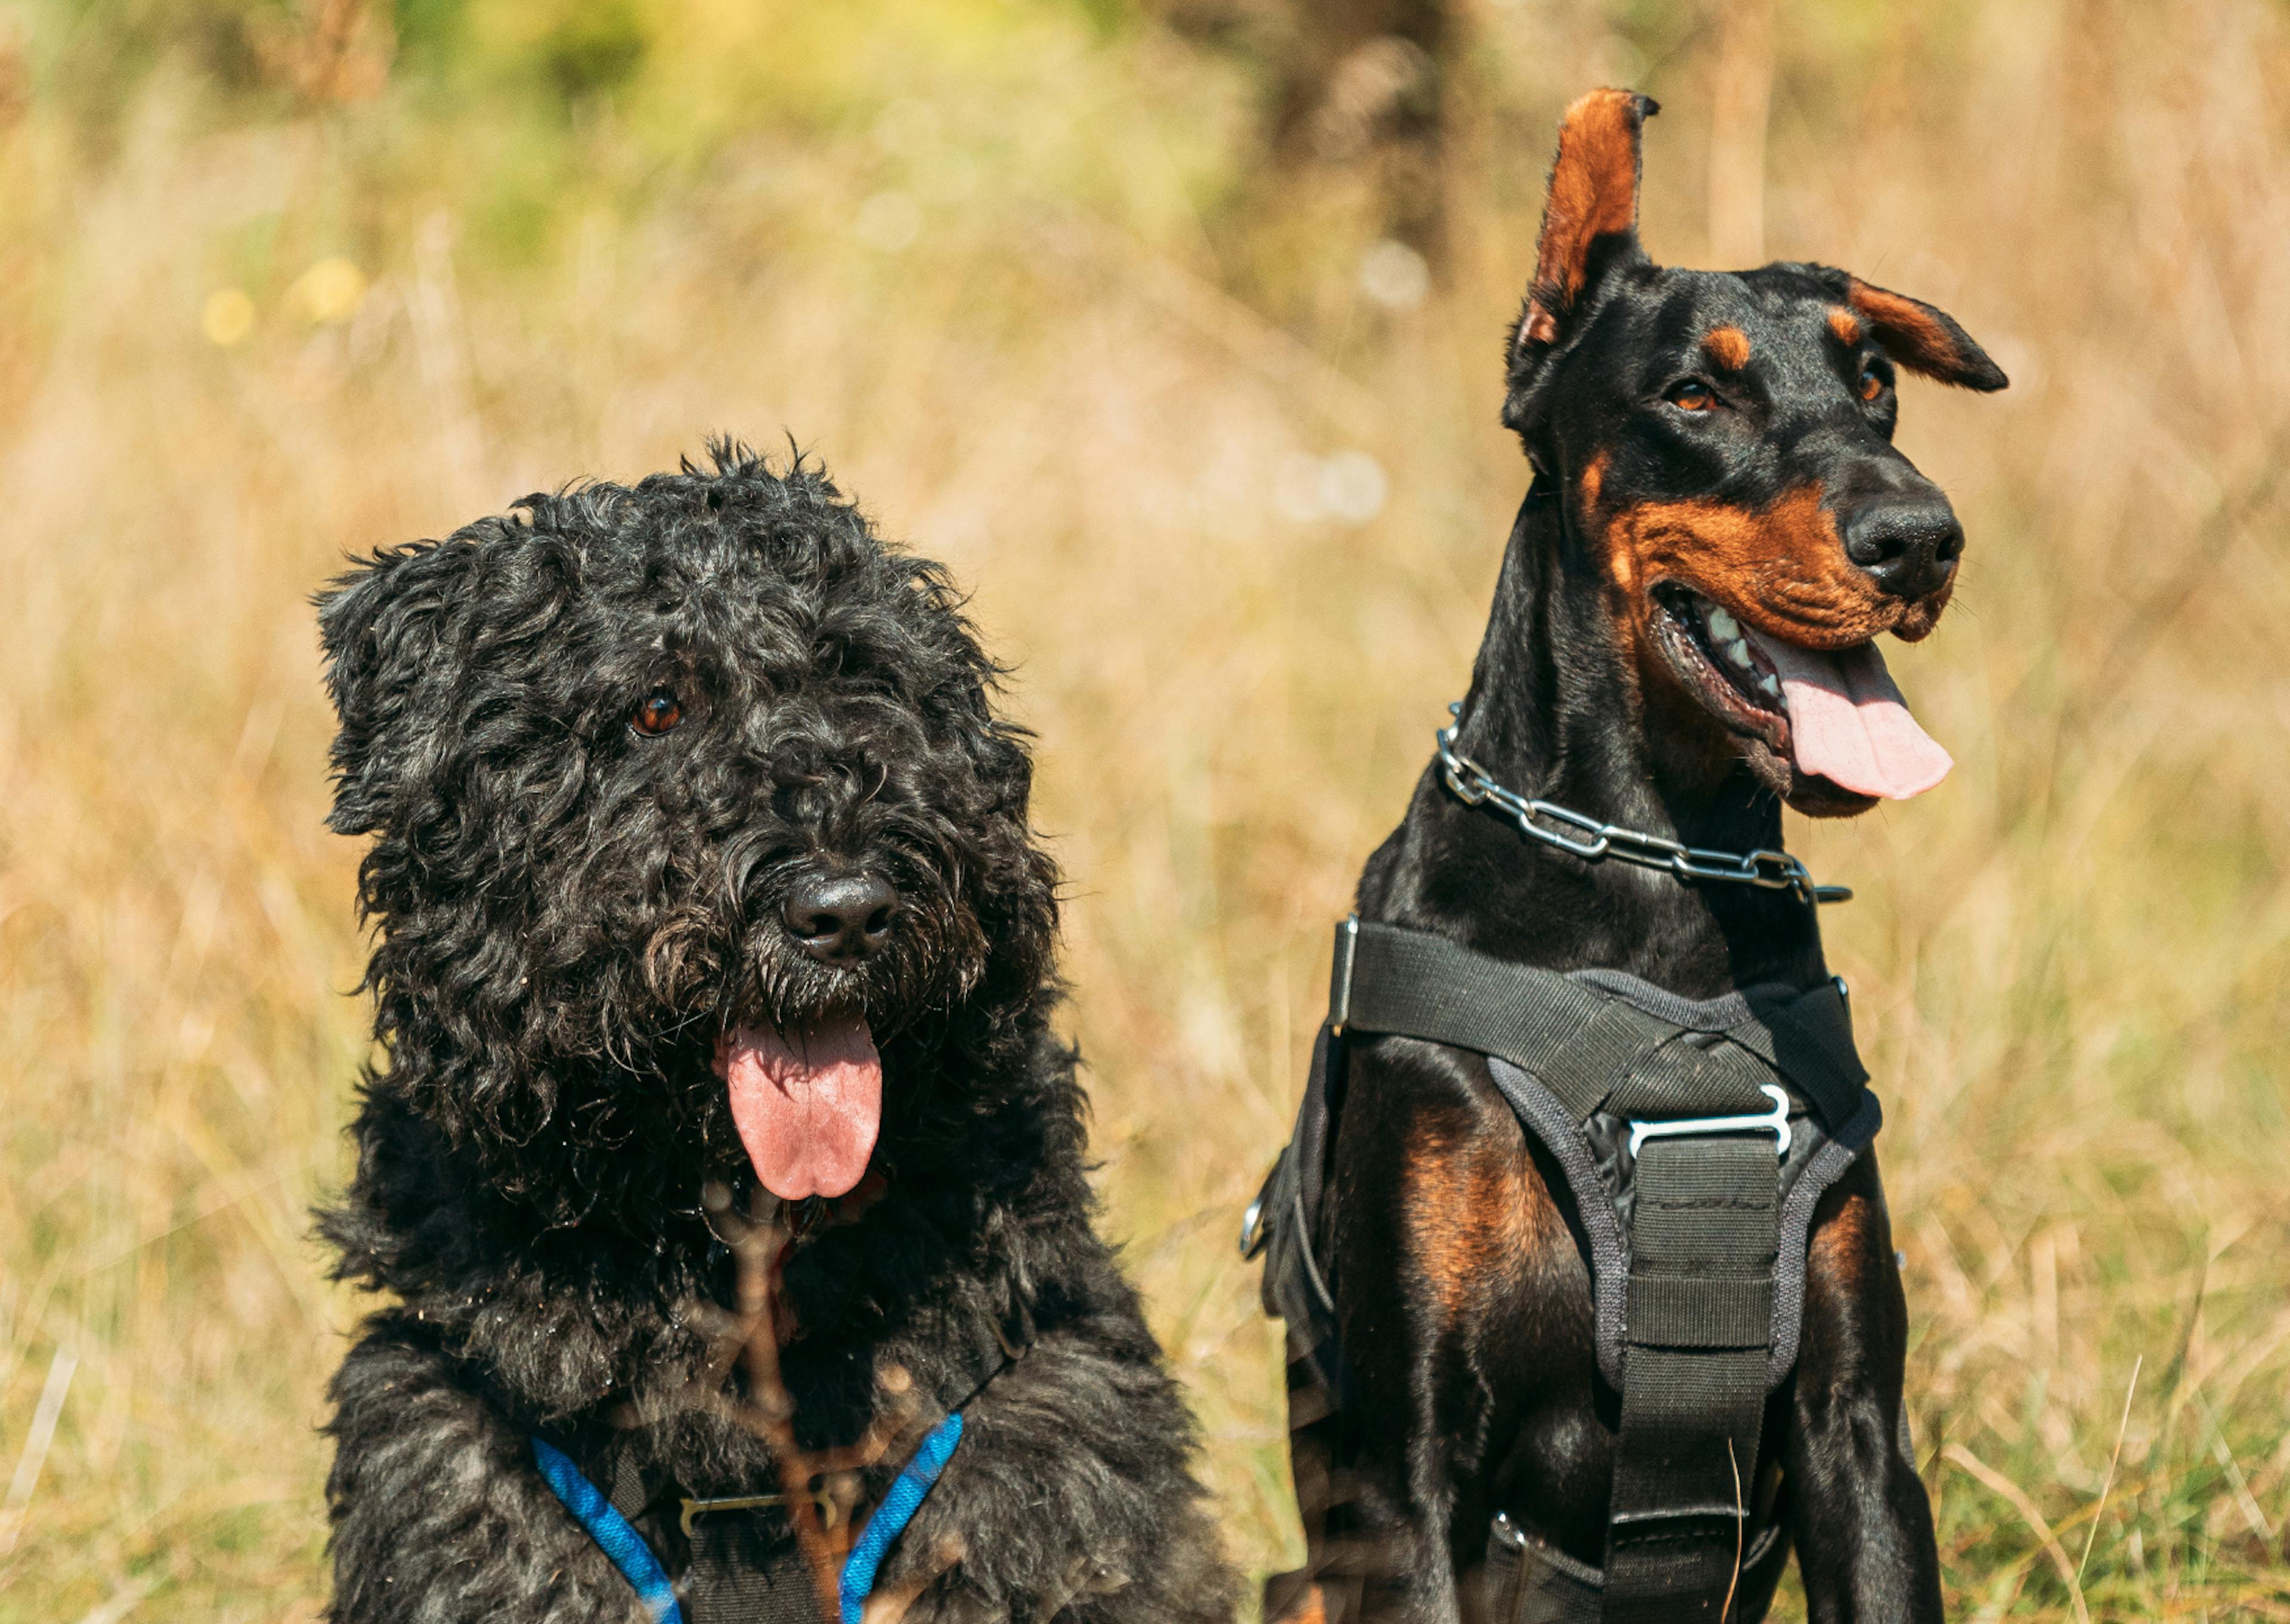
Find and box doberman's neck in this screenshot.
[1364,484,1829,999]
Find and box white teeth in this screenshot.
[1706,606,1741,641]
[1721,636,1754,670]
[1759,672,1783,699]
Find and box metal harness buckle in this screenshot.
[1627,1082,1793,1159]
[1329,915,1360,1034]
[679,1489,840,1539]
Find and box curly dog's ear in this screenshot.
[317,538,483,837]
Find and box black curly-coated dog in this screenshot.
[315,444,1236,1624]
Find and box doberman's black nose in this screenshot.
[1842,498,1963,601]
[782,873,899,965]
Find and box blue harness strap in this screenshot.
[838,1411,963,1624]
[531,1411,967,1624]
[531,1436,687,1624]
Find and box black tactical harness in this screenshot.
[1247,917,1881,1624]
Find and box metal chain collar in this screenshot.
[1435,706,1852,906]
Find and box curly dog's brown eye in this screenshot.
[1859,362,1886,402]
[631,687,682,737]
[1667,380,1715,413]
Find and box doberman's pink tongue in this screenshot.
[1748,632,1953,801]
[716,1019,881,1201]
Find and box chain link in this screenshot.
[1435,708,1850,906]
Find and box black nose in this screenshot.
[782,873,899,965]
[1843,498,1963,600]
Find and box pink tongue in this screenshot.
[1747,631,1953,800]
[715,1019,882,1201]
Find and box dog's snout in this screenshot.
[1843,498,1963,601]
[782,872,899,965]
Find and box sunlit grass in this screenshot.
[1,2,2285,1619]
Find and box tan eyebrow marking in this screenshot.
[1703,326,1751,369]
[1828,306,1863,345]
[1579,450,1608,512]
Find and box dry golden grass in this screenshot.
[1,2,2286,1619]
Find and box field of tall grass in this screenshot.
[0,1,2285,1618]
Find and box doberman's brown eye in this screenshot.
[1858,363,1886,402]
[631,687,682,737]
[1667,380,1715,413]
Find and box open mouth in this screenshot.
[1654,582,1790,730]
[716,1018,882,1201]
[1651,583,1952,802]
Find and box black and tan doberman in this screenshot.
[1256,90,2005,1624]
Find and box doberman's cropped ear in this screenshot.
[1839,274,2009,392]
[1514,89,1657,358]
[315,536,483,836]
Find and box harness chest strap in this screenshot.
[533,1323,1019,1624]
[1254,919,1881,1624]
[535,1413,963,1624]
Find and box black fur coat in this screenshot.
[315,445,1235,1624]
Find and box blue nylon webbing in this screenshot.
[531,1436,687,1624]
[838,1411,964,1624]
[530,1411,966,1624]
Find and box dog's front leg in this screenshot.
[867,1322,1235,1623]
[1302,1044,1546,1624]
[326,1316,636,1624]
[1784,1154,1945,1623]
[1286,1301,1462,1624]
[1304,1441,1458,1624]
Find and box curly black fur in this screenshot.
[316,443,1236,1623]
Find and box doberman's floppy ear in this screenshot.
[1514,89,1657,358]
[1837,274,2009,392]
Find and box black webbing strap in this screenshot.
[1335,920,1677,1122]
[573,1433,819,1623]
[685,1531,822,1624]
[1326,918,1855,1623]
[1602,1135,1778,1620]
[1484,1511,1793,1624]
[1333,919,1862,1130]
[1728,989,1867,1127]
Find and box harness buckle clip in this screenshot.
[1627,1082,1793,1159]
[1239,1191,1269,1260]
[1329,915,1360,1034]
[679,1489,840,1539]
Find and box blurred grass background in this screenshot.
[0,0,2285,1618]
